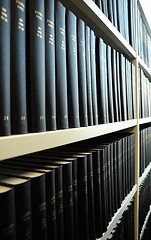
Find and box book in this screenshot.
[0,0,11,136]
[45,0,57,131]
[96,38,108,124]
[2,160,58,240]
[66,10,80,128]
[55,0,68,129]
[11,0,28,134]
[28,0,46,132]
[77,19,88,127]
[106,45,114,123]
[0,185,16,239]
[90,30,98,125]
[0,174,32,240]
[111,49,119,122]
[85,25,93,126]
[0,165,47,240]
[16,156,74,240]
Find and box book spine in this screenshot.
[85,25,93,126]
[77,19,88,127]
[55,0,68,129]
[11,0,28,134]
[0,186,16,239]
[45,0,57,131]
[66,10,80,128]
[0,0,11,136]
[29,0,46,132]
[90,30,98,125]
[106,45,114,122]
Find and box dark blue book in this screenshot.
[11,0,28,134]
[0,0,11,136]
[90,30,98,125]
[0,185,16,240]
[28,0,46,132]
[66,10,80,128]
[77,19,88,127]
[106,45,114,123]
[45,0,57,131]
[96,38,108,124]
[85,25,93,126]
[55,0,68,129]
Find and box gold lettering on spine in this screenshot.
[35,10,43,39]
[3,224,15,237]
[18,18,24,31]
[1,7,8,22]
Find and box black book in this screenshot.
[0,165,47,240]
[18,155,74,240]
[0,174,32,240]
[49,149,96,240]
[45,0,57,131]
[28,0,46,132]
[77,19,88,127]
[111,49,119,122]
[106,45,114,123]
[95,0,102,10]
[3,160,58,240]
[119,54,127,121]
[11,0,28,134]
[66,10,80,128]
[107,0,113,24]
[112,0,118,28]
[55,0,68,129]
[42,151,90,240]
[85,25,93,125]
[116,52,122,121]
[128,0,135,48]
[0,0,11,136]
[96,38,108,124]
[90,30,98,125]
[101,0,108,18]
[0,185,16,239]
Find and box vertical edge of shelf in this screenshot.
[60,0,136,59]
[97,185,137,240]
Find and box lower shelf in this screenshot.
[96,185,137,240]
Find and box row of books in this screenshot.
[0,133,135,240]
[137,2,151,68]
[139,171,151,235]
[95,0,135,48]
[139,126,151,176]
[139,68,151,119]
[106,200,134,240]
[0,0,136,136]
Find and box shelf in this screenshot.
[139,205,151,240]
[138,56,151,79]
[0,120,137,161]
[96,185,137,240]
[60,0,136,60]
[138,117,151,125]
[139,163,151,186]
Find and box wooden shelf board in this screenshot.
[0,120,137,160]
[138,56,151,79]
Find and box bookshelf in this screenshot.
[0,0,151,239]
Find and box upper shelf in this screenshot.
[0,120,136,160]
[60,0,136,60]
[138,117,151,126]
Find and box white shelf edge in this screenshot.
[139,163,151,186]
[96,185,137,240]
[139,205,151,240]
[0,120,137,160]
[60,0,136,59]
[138,117,151,125]
[138,56,151,79]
